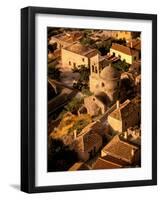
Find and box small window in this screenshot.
[69,61,71,65]
[73,63,76,67]
[82,58,85,62]
[92,65,94,72]
[101,82,105,87]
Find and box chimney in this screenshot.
[130,41,133,48]
[131,148,135,157]
[124,131,128,140]
[116,100,120,109]
[74,130,77,140]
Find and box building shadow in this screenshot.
[10,184,20,191]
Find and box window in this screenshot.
[92,65,94,72]
[69,61,71,65]
[113,52,115,56]
[101,82,105,87]
[73,62,76,67]
[82,58,85,62]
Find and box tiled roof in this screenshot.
[83,133,102,151]
[102,135,138,164]
[53,31,82,43]
[111,43,136,56]
[64,42,97,57]
[93,156,122,169]
[109,99,137,121]
[127,39,141,50]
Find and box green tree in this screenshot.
[78,65,90,82]
[93,39,112,55]
[68,119,89,134]
[113,60,129,72]
[64,97,84,114]
[72,65,90,91]
[111,38,126,45]
[80,37,94,46]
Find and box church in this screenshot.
[81,57,121,117]
[89,57,121,103]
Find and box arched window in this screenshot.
[101,82,105,87]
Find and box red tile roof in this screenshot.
[93,156,123,169]
[102,135,139,164]
[109,99,139,121]
[83,133,102,151]
[64,42,97,57]
[111,43,136,56]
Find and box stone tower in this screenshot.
[89,63,120,103]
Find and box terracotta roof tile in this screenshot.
[93,157,122,169]
[102,135,139,164]
[64,42,97,57]
[111,43,136,56]
[83,133,102,151]
[109,99,139,121]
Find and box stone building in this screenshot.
[92,156,123,170]
[49,31,83,49]
[108,98,141,133]
[101,135,140,165]
[111,31,140,41]
[61,42,98,70]
[110,43,139,64]
[121,126,141,146]
[89,63,120,103]
[74,132,103,161]
[90,54,109,74]
[83,93,110,117]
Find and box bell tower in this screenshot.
[90,54,100,76]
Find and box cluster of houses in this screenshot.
[48,29,141,171]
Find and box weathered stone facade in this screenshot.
[61,42,97,70]
[108,98,141,133]
[89,63,120,103]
